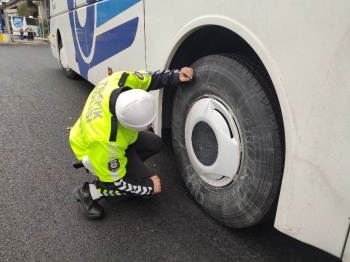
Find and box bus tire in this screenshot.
[172,54,285,228]
[59,40,77,79]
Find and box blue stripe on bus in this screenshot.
[67,0,140,24]
[73,4,95,58]
[67,0,139,79]
[68,14,139,79]
[67,0,97,9]
[67,0,74,10]
[96,0,140,27]
[90,17,138,68]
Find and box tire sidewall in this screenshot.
[172,55,280,227]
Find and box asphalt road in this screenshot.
[0,43,341,262]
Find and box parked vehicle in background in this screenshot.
[11,16,39,38]
[49,1,350,260]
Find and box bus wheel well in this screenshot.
[56,29,62,48]
[56,29,77,79]
[163,25,268,128]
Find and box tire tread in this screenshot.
[172,53,285,227]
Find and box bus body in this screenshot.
[11,16,39,37]
[49,0,350,259]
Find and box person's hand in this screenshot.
[150,175,161,194]
[179,67,194,82]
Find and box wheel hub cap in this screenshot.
[192,121,218,166]
[185,97,241,187]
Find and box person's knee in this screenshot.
[153,136,163,154]
[140,131,163,152]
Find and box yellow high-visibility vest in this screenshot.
[69,70,152,182]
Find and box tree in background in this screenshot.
[41,18,49,37]
[26,1,39,18]
[18,2,38,18]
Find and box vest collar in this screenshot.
[109,86,132,116]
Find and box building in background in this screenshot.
[1,0,49,38]
[1,0,49,20]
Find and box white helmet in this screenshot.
[115,89,156,131]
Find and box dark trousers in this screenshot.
[93,130,162,200]
[28,32,34,41]
[125,130,163,177]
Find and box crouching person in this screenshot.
[69,68,194,219]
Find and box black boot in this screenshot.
[74,182,105,219]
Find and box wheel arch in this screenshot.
[56,28,62,48]
[162,18,291,142]
[51,28,62,63]
[56,29,62,56]
[161,18,290,227]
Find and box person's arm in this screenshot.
[94,174,157,198]
[148,67,194,91]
